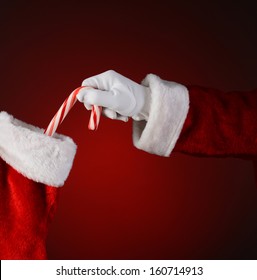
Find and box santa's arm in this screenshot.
[133,75,257,158]
[174,86,257,158]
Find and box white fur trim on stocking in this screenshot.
[0,112,77,187]
[133,74,189,157]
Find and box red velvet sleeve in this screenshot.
[174,86,257,159]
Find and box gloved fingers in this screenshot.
[79,70,149,120]
[77,88,117,110]
[83,103,92,110]
[81,76,101,90]
[81,70,117,91]
[116,114,129,122]
[102,108,117,119]
[102,108,129,122]
[77,89,87,102]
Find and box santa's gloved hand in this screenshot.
[77,70,151,122]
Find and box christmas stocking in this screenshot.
[0,112,76,259]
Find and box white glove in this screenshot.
[77,70,151,122]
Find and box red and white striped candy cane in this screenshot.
[44,86,102,136]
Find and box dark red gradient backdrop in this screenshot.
[1,1,257,259]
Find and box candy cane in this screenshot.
[44,86,102,136]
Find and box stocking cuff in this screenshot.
[0,112,77,187]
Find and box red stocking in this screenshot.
[0,112,76,259]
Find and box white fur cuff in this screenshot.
[0,112,77,187]
[132,74,189,157]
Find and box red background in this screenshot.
[1,1,257,259]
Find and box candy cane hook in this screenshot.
[44,86,102,136]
